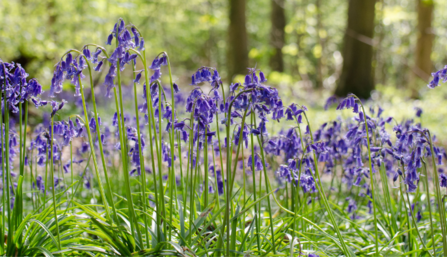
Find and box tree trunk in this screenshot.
[269,0,286,72]
[315,0,324,88]
[228,0,249,80]
[413,0,434,82]
[335,0,376,99]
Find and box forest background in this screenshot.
[1,0,445,136]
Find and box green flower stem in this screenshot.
[17,100,23,228]
[228,109,248,252]
[177,131,188,219]
[400,171,431,256]
[132,61,150,248]
[398,177,413,253]
[187,100,198,245]
[427,130,447,255]
[190,133,201,243]
[295,123,307,248]
[49,117,62,250]
[156,81,168,236]
[203,126,209,208]
[249,110,261,254]
[302,111,352,256]
[0,64,6,254]
[354,97,379,256]
[2,65,13,250]
[21,101,28,212]
[252,114,276,254]
[214,111,226,197]
[139,51,162,242]
[83,55,120,226]
[241,144,247,252]
[70,140,74,214]
[113,27,143,244]
[44,146,49,209]
[421,160,436,255]
[60,49,119,226]
[77,74,112,223]
[221,89,253,256]
[164,53,179,242]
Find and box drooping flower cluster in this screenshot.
[102,19,145,97]
[1,61,46,110]
[190,67,222,89]
[50,53,87,98]
[428,65,447,88]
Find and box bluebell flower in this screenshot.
[324,96,338,110]
[107,33,113,45]
[440,173,447,187]
[94,61,103,72]
[134,71,142,84]
[50,100,67,117]
[247,154,263,171]
[428,65,447,88]
[190,67,222,89]
[414,107,423,118]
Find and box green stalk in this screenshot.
[77,74,112,223]
[228,110,248,252]
[0,64,5,254]
[293,116,307,250]
[214,111,226,197]
[249,111,261,254]
[203,126,209,208]
[132,61,150,248]
[178,131,187,224]
[129,42,170,240]
[82,53,120,226]
[378,161,400,248]
[427,130,447,255]
[398,177,413,253]
[355,98,379,256]
[401,173,431,256]
[187,102,197,245]
[156,81,167,236]
[302,112,352,256]
[165,53,178,242]
[252,114,276,254]
[17,100,23,228]
[70,141,74,214]
[241,144,246,252]
[210,138,221,215]
[2,64,13,251]
[421,160,436,254]
[221,90,252,256]
[44,147,49,208]
[49,117,62,250]
[58,48,117,225]
[113,27,143,244]
[190,135,201,243]
[21,101,28,211]
[213,108,226,256]
[140,52,162,242]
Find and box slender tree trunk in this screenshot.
[294,0,310,83]
[228,0,249,80]
[269,0,286,72]
[413,0,434,82]
[315,0,324,88]
[335,0,376,99]
[373,0,386,86]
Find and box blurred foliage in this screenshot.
[2,0,446,89]
[2,0,447,138]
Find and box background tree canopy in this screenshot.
[1,0,446,99]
